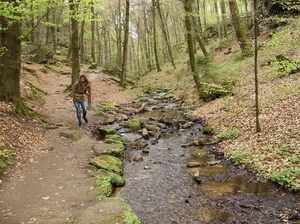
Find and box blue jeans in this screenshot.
[74,101,87,124]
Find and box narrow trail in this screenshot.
[0,73,101,223]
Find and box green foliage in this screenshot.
[198,81,234,102]
[227,151,244,165]
[143,84,154,94]
[268,168,295,188]
[274,143,294,155]
[0,146,16,175]
[217,127,239,141]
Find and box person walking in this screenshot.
[72,74,91,126]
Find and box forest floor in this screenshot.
[0,58,135,223]
[0,34,300,222]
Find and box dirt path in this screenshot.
[0,70,120,223]
[0,71,96,224]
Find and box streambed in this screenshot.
[107,93,299,223]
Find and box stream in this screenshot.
[108,92,299,224]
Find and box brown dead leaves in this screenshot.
[191,72,300,190]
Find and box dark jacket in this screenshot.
[72,75,90,102]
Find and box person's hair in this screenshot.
[79,74,89,84]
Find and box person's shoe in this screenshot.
[78,122,82,126]
[84,117,88,123]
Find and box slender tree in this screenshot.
[91,1,96,63]
[157,0,176,69]
[120,0,130,87]
[253,0,261,132]
[191,0,209,57]
[152,0,161,72]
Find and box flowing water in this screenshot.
[112,93,300,224]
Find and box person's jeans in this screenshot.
[74,101,87,125]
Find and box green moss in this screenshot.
[94,175,113,199]
[125,119,141,132]
[90,155,123,175]
[203,124,214,134]
[96,125,117,135]
[191,148,205,157]
[0,146,16,175]
[146,125,158,132]
[105,134,125,143]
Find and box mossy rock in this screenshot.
[93,142,124,157]
[203,124,214,135]
[125,119,141,132]
[96,125,117,135]
[90,155,123,175]
[59,130,80,140]
[198,137,212,145]
[94,175,113,199]
[105,134,125,143]
[146,125,158,132]
[191,148,205,157]
[77,197,141,224]
[199,81,234,102]
[97,169,125,187]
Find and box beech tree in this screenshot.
[120,0,130,87]
[183,0,201,95]
[228,0,253,57]
[0,0,23,114]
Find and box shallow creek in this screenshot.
[111,93,300,224]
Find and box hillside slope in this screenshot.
[137,17,300,191]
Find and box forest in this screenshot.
[1,0,300,191]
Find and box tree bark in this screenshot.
[157,0,176,69]
[91,1,96,63]
[69,0,80,85]
[228,0,253,57]
[253,0,261,132]
[152,0,162,72]
[120,0,130,88]
[184,0,201,95]
[220,0,228,38]
[191,0,209,57]
[0,0,24,114]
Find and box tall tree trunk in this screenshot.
[0,1,24,114]
[157,0,176,69]
[80,21,85,63]
[152,0,161,72]
[184,0,201,96]
[120,0,130,88]
[46,6,50,45]
[214,0,221,38]
[253,0,261,132]
[69,0,80,85]
[228,0,253,57]
[91,2,96,63]
[52,9,58,52]
[202,0,207,27]
[191,0,209,57]
[220,0,228,38]
[96,21,103,66]
[117,0,122,66]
